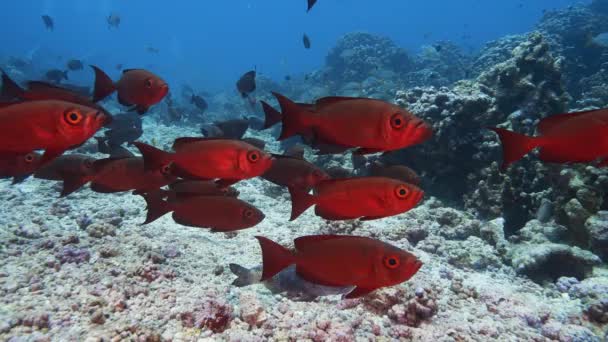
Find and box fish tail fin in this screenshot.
[489,127,539,170]
[272,92,314,140]
[255,236,295,281]
[1,71,25,99]
[60,174,94,197]
[90,65,115,102]
[261,100,282,129]
[288,186,317,221]
[229,263,258,287]
[139,190,172,224]
[133,142,173,172]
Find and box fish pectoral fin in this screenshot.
[11,174,31,184]
[343,286,378,299]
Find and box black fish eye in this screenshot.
[384,255,400,269]
[145,79,152,88]
[24,154,34,162]
[244,209,253,218]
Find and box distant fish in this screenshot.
[262,154,329,192]
[91,65,168,114]
[107,12,121,29]
[285,75,291,81]
[230,264,354,299]
[41,15,54,31]
[66,59,83,71]
[289,177,424,221]
[589,32,608,47]
[0,100,109,164]
[96,112,143,154]
[236,70,256,107]
[140,190,265,232]
[191,94,208,113]
[201,118,249,139]
[489,108,608,169]
[0,152,42,184]
[45,69,68,83]
[303,34,311,49]
[254,235,422,298]
[146,46,160,54]
[307,0,318,12]
[95,139,134,158]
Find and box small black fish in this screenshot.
[303,34,311,49]
[307,0,318,12]
[146,46,160,54]
[45,69,68,83]
[191,94,208,112]
[433,44,442,52]
[236,70,256,98]
[107,13,121,29]
[66,59,83,71]
[201,118,250,139]
[41,15,54,31]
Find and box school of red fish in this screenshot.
[2,3,607,298]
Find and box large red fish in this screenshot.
[140,190,265,232]
[92,65,168,114]
[134,138,273,187]
[261,154,329,192]
[0,100,109,164]
[255,235,422,298]
[289,177,424,221]
[1,71,112,119]
[489,108,608,169]
[272,92,432,154]
[60,156,176,196]
[0,152,42,183]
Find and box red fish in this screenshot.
[92,65,168,114]
[289,177,424,221]
[33,154,96,196]
[489,108,608,169]
[272,93,432,154]
[140,190,265,231]
[62,156,175,196]
[0,100,109,164]
[255,235,422,298]
[1,71,111,119]
[0,152,42,183]
[134,138,273,187]
[262,154,329,192]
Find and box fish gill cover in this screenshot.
[0,0,607,340]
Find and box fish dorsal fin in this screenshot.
[26,81,67,92]
[122,68,143,74]
[0,101,20,108]
[271,153,305,161]
[315,96,358,107]
[537,109,602,135]
[294,234,346,250]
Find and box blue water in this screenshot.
[0,0,589,91]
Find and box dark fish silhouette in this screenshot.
[107,13,120,29]
[303,34,311,49]
[66,59,83,71]
[191,94,208,112]
[45,69,68,83]
[96,112,143,157]
[41,15,54,31]
[307,0,318,12]
[236,70,256,98]
[201,119,249,139]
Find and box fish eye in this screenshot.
[84,160,93,169]
[383,255,400,269]
[145,79,153,88]
[390,113,405,129]
[64,110,83,125]
[394,185,409,199]
[161,164,171,175]
[244,209,253,218]
[247,150,260,163]
[24,153,35,163]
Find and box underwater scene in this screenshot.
[1,0,608,341]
